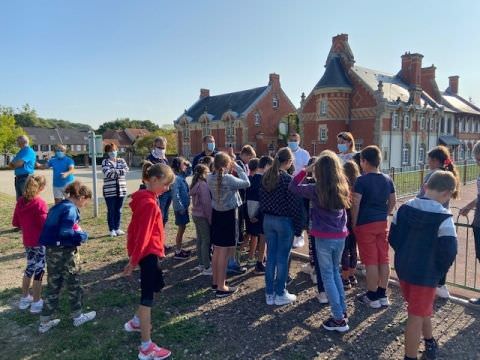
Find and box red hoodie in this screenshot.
[127,189,165,267]
[12,196,48,247]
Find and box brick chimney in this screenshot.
[401,52,424,87]
[329,33,354,68]
[269,73,280,89]
[200,88,210,99]
[448,76,459,95]
[421,65,439,101]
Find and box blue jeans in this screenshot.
[15,175,29,200]
[158,190,172,225]
[263,214,294,296]
[105,196,125,231]
[315,237,347,320]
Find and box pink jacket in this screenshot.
[190,180,212,224]
[12,196,48,247]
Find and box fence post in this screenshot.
[463,159,467,185]
[390,167,395,181]
[420,163,425,188]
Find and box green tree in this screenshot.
[133,129,177,156]
[97,118,160,134]
[0,111,25,158]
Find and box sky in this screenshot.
[1,0,479,129]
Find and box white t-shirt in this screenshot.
[292,147,311,176]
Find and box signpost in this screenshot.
[88,131,103,218]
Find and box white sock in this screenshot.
[132,315,140,326]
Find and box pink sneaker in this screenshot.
[124,319,141,332]
[138,342,171,360]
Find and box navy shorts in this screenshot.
[174,210,190,226]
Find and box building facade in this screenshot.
[174,73,296,158]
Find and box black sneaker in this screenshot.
[349,275,358,286]
[469,298,480,305]
[254,262,266,275]
[173,250,190,260]
[287,275,294,285]
[215,286,238,298]
[342,278,352,290]
[424,338,438,360]
[322,317,349,332]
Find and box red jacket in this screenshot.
[12,196,48,247]
[127,189,165,267]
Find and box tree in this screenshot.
[133,129,177,156]
[97,118,160,135]
[0,110,25,160]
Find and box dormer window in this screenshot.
[272,96,279,109]
[254,112,261,126]
[320,99,328,115]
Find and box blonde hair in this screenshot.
[191,164,209,190]
[142,161,175,186]
[337,132,356,151]
[23,175,46,201]
[213,152,232,200]
[343,160,361,188]
[65,181,92,199]
[314,150,351,210]
[262,147,292,192]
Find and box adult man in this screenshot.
[9,135,36,199]
[192,135,218,169]
[288,133,311,176]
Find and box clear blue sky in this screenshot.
[1,0,479,128]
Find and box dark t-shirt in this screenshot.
[354,172,395,226]
[246,174,262,202]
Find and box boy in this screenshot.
[389,171,457,360]
[351,145,396,308]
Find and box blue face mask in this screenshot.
[56,151,65,158]
[288,141,299,152]
[108,151,118,159]
[337,144,349,153]
[206,142,215,152]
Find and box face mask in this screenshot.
[288,141,299,152]
[337,144,349,153]
[108,151,117,159]
[154,148,166,158]
[206,142,215,152]
[56,151,65,159]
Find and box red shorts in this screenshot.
[354,221,389,266]
[400,281,436,317]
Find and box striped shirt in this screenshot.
[102,158,129,198]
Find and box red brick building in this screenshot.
[174,73,296,157]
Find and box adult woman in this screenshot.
[102,143,129,237]
[260,147,303,306]
[337,132,356,164]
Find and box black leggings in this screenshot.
[140,255,165,307]
[309,236,325,292]
[341,233,358,270]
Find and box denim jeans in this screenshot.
[15,175,29,200]
[263,214,294,296]
[105,196,125,231]
[158,190,172,225]
[315,237,347,320]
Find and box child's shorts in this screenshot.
[354,221,389,266]
[400,280,436,317]
[24,246,46,280]
[139,254,165,307]
[174,210,190,226]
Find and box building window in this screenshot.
[418,144,426,164]
[202,123,210,137]
[272,97,279,109]
[429,117,434,131]
[383,147,389,162]
[467,146,472,159]
[183,126,189,140]
[404,114,411,129]
[32,144,38,151]
[447,118,452,134]
[319,126,327,142]
[476,120,480,133]
[76,145,82,151]
[419,116,425,130]
[320,99,328,116]
[49,135,55,141]
[226,120,235,144]
[40,144,49,152]
[402,144,410,165]
[440,118,445,133]
[254,112,261,126]
[392,113,399,129]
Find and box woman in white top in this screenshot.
[337,132,357,164]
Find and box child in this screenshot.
[12,175,48,313]
[352,145,396,309]
[123,161,175,360]
[341,160,361,289]
[190,164,212,275]
[390,171,457,360]
[171,157,192,260]
[38,181,95,333]
[289,150,350,332]
[417,145,459,299]
[245,158,260,265]
[207,152,250,298]
[460,141,480,305]
[199,155,214,172]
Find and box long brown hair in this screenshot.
[262,147,293,192]
[213,152,232,199]
[427,146,460,199]
[190,164,209,190]
[314,150,351,210]
[23,175,46,201]
[343,160,361,189]
[65,181,93,199]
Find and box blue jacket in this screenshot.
[171,173,190,213]
[389,197,457,287]
[39,200,88,247]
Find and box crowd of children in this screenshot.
[10,134,480,360]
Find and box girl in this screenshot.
[207,152,250,298]
[102,143,129,237]
[245,158,260,266]
[38,181,95,333]
[337,132,357,164]
[190,164,212,275]
[123,161,175,360]
[341,160,361,289]
[260,148,303,306]
[12,175,48,313]
[289,150,350,332]
[171,157,192,260]
[418,145,459,299]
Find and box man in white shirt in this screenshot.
[288,133,311,176]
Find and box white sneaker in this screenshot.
[39,319,61,333]
[201,267,213,276]
[436,285,450,299]
[192,265,204,272]
[300,263,313,275]
[110,230,117,237]
[19,295,33,310]
[266,294,275,305]
[274,291,297,306]
[73,311,96,327]
[379,296,390,307]
[30,299,44,314]
[310,272,318,284]
[316,292,329,304]
[115,229,125,236]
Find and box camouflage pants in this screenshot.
[40,246,83,321]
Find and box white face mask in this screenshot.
[153,148,166,158]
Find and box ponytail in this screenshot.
[212,152,231,199]
[65,181,92,200]
[427,146,460,199]
[23,175,46,201]
[262,147,292,192]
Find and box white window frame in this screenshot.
[402,144,410,165]
[383,147,389,162]
[418,144,426,164]
[404,114,411,129]
[49,135,55,141]
[429,117,434,131]
[202,123,210,137]
[254,112,261,126]
[392,113,399,129]
[183,125,189,140]
[320,99,328,116]
[272,97,279,109]
[419,116,425,130]
[319,127,327,142]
